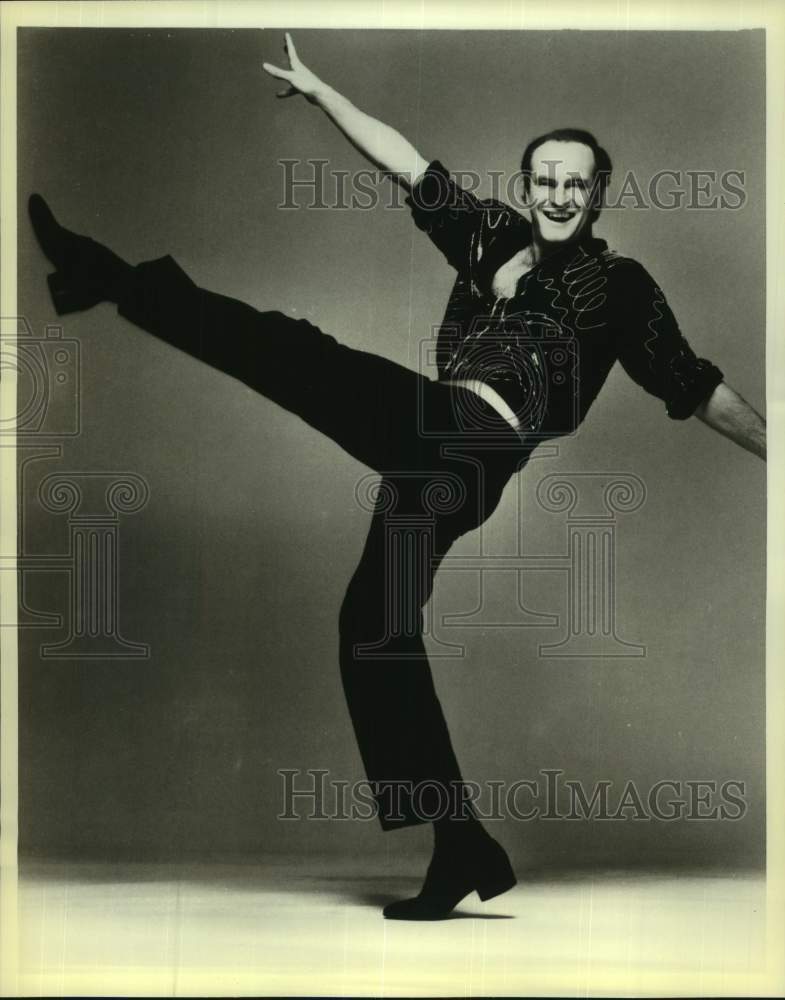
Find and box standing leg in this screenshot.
[339,453,520,919]
[338,476,469,831]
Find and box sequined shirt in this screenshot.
[406,160,724,440]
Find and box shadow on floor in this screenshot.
[18,853,762,900]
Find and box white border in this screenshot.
[1,2,782,996]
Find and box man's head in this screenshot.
[519,128,612,249]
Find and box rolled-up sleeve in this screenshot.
[610,260,724,420]
[405,159,488,271]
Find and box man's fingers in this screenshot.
[264,35,307,98]
[262,61,293,81]
[284,32,301,67]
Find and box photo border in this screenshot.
[1,1,782,996]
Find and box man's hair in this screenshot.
[519,127,613,220]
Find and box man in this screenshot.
[27,34,765,926]
[263,34,765,459]
[262,33,766,910]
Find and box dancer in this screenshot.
[28,34,765,922]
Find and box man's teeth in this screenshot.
[545,211,574,221]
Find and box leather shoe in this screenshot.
[383,834,516,920]
[28,193,131,314]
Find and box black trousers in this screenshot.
[117,255,532,830]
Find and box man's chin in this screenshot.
[540,227,579,245]
[535,218,590,247]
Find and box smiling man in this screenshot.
[523,131,607,249]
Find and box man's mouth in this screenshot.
[542,209,577,223]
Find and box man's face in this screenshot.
[526,140,597,248]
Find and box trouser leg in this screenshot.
[338,448,520,830]
[338,491,469,830]
[116,254,450,473]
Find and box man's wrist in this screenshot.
[312,80,341,111]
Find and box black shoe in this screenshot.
[382,835,516,920]
[28,193,131,314]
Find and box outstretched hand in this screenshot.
[262,31,427,191]
[262,32,322,104]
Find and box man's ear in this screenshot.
[589,171,610,224]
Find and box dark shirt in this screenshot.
[406,160,724,442]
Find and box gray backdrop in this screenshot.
[16,27,765,869]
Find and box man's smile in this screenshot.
[542,208,577,222]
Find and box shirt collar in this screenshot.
[535,234,608,270]
[478,223,607,292]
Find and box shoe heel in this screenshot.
[476,867,517,901]
[47,271,97,315]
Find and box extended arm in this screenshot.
[263,33,429,191]
[693,381,766,461]
[611,261,765,463]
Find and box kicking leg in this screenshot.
[28,194,453,474]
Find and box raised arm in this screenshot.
[693,382,766,461]
[263,33,429,191]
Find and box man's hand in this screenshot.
[261,32,429,191]
[263,32,323,103]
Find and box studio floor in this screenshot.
[0,854,772,996]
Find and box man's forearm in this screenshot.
[313,82,429,191]
[694,381,766,461]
